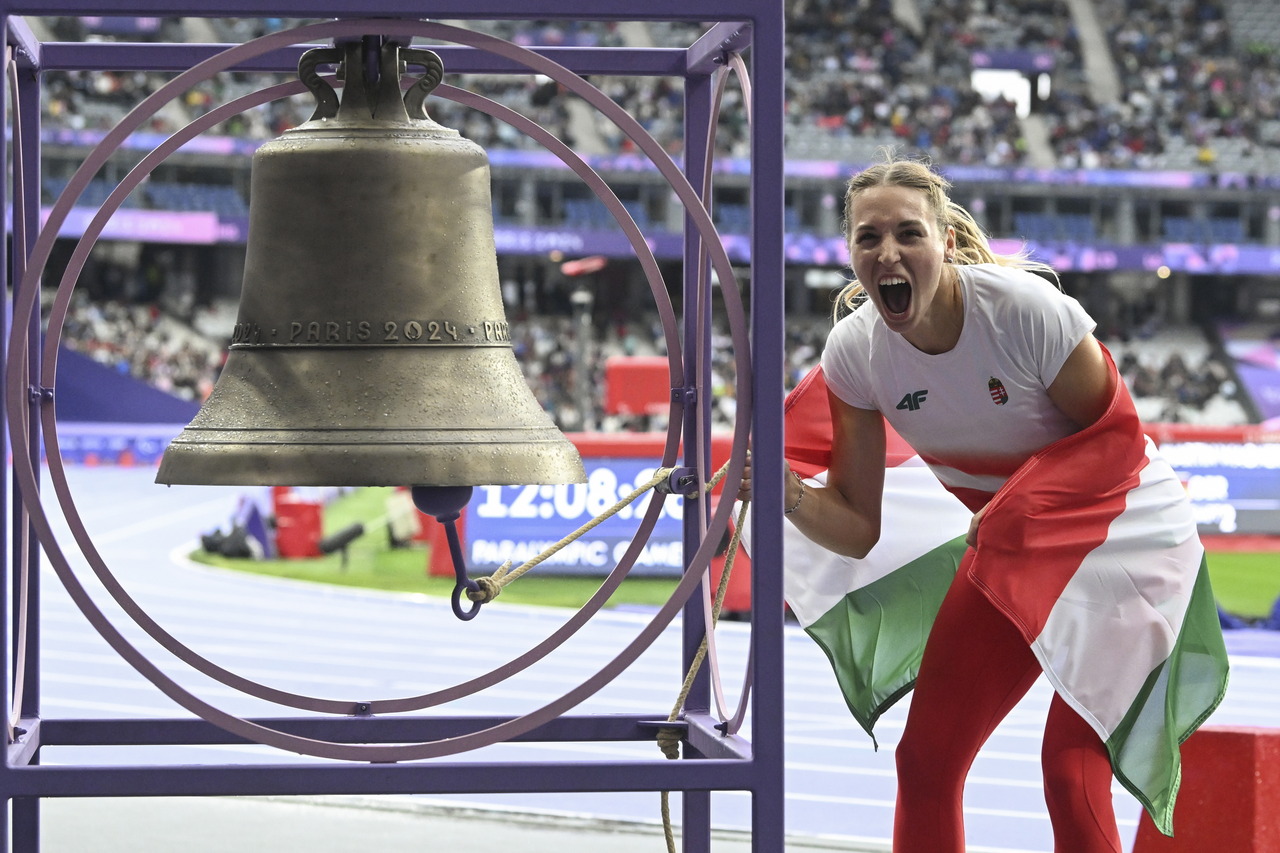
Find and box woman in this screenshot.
[743,156,1226,852]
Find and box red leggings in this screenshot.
[893,561,1122,853]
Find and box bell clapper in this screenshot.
[410,485,483,620]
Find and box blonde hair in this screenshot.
[834,153,1056,317]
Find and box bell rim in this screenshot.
[155,433,587,488]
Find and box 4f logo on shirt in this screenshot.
[989,376,1009,405]
[896,390,929,411]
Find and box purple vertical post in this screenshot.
[745,2,789,851]
[5,11,47,853]
[0,12,12,852]
[679,48,714,853]
[15,18,44,729]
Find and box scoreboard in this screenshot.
[1148,424,1280,536]
[463,433,736,577]
[467,459,687,575]
[458,425,1280,575]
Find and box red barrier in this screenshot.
[274,498,323,559]
[1132,725,1280,851]
[602,356,672,417]
[710,543,752,615]
[423,510,466,579]
[1145,422,1280,445]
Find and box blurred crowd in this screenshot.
[56,292,224,402]
[780,0,1070,166]
[1049,0,1280,169]
[1118,348,1240,421]
[40,16,611,156]
[53,291,1251,430]
[39,8,1267,428]
[35,1,1280,172]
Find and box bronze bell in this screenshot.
[156,40,586,488]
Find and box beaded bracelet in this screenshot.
[784,471,806,515]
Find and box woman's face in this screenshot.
[847,184,958,347]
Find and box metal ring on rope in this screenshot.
[7,18,755,761]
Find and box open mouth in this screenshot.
[880,279,912,315]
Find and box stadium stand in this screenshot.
[31,4,1280,172]
[30,10,1279,431]
[55,291,224,402]
[1108,326,1251,425]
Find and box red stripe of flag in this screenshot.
[967,349,1147,641]
[784,367,916,478]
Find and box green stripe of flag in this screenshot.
[804,535,969,745]
[1105,555,1230,837]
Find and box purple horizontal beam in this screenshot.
[0,759,764,799]
[684,715,753,761]
[36,42,691,75]
[38,714,675,747]
[7,0,759,19]
[33,714,752,763]
[685,20,754,75]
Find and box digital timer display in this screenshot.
[466,459,687,575]
[1160,441,1280,535]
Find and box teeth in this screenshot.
[880,278,907,287]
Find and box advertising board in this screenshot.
[461,433,735,577]
[1149,424,1280,536]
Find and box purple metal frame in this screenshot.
[0,4,787,852]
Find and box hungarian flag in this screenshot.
[770,362,1229,837]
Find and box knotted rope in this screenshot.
[463,465,678,604]
[658,494,749,853]
[449,456,747,853]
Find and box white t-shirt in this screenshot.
[821,263,1096,504]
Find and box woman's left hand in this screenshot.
[966,504,988,549]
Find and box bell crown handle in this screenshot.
[297,43,443,124]
[297,46,343,121]
[401,48,445,121]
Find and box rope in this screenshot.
[659,497,750,853]
[655,50,753,849]
[463,466,677,604]
[464,458,734,607]
[448,447,746,853]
